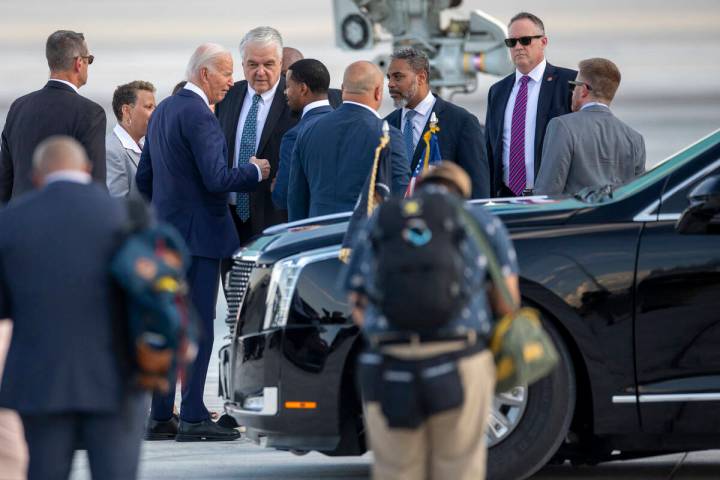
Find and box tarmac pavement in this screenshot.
[67,288,720,479]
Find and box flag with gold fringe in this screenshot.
[405,112,441,197]
[339,121,393,263]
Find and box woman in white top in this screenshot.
[106,81,156,197]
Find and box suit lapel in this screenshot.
[534,63,557,175]
[256,76,287,156]
[224,82,247,168]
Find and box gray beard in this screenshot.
[392,80,418,110]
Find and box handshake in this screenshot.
[250,156,271,180]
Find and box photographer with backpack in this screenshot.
[342,162,520,480]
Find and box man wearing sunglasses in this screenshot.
[535,58,645,195]
[484,12,576,198]
[1,30,106,202]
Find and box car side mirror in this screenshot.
[676,175,720,234]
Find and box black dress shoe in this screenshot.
[175,418,241,442]
[145,414,179,440]
[216,413,239,429]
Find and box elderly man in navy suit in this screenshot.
[485,12,576,197]
[272,58,334,211]
[136,43,269,441]
[385,47,490,198]
[0,137,146,479]
[288,61,410,221]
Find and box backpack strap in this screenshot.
[457,206,519,312]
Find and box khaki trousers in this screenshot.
[364,344,495,480]
[0,320,28,480]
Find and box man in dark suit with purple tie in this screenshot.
[136,43,270,442]
[484,12,576,197]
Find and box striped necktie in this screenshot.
[508,75,530,196]
[236,94,261,222]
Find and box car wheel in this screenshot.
[486,317,576,480]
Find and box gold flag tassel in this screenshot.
[338,121,391,264]
[366,120,391,216]
[420,112,440,175]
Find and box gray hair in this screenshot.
[391,47,430,77]
[239,26,283,60]
[32,136,88,176]
[185,43,231,80]
[46,30,87,72]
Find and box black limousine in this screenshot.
[218,130,720,480]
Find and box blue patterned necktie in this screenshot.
[236,93,261,222]
[403,109,417,164]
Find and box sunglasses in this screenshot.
[77,54,94,65]
[568,80,592,91]
[504,35,544,48]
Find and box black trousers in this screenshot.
[21,393,146,480]
[151,256,219,423]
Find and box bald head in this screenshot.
[33,136,90,185]
[342,61,384,110]
[281,47,304,76]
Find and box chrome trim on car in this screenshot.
[633,158,720,223]
[263,212,353,235]
[225,387,278,416]
[613,393,720,404]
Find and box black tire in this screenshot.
[487,317,576,480]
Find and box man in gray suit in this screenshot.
[535,58,645,196]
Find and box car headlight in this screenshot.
[263,246,341,330]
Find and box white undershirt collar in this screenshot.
[113,124,143,154]
[343,101,381,118]
[48,78,79,94]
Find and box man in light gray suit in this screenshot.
[535,58,645,196]
[106,81,156,197]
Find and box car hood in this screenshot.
[241,196,587,264]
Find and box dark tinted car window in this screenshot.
[659,161,720,215]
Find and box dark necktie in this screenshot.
[236,94,261,222]
[403,109,417,164]
[509,76,530,196]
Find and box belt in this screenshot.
[368,330,483,348]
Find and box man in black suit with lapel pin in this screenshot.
[484,12,576,197]
[0,30,106,203]
[385,47,490,199]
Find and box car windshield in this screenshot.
[573,129,720,204]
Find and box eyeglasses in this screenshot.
[504,35,544,48]
[568,80,592,91]
[77,54,94,65]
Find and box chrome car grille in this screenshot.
[224,259,255,333]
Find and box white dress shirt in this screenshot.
[233,81,280,167]
[112,124,142,154]
[183,82,210,110]
[302,99,331,118]
[502,58,547,189]
[48,78,79,94]
[45,170,92,185]
[343,101,381,119]
[401,90,436,148]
